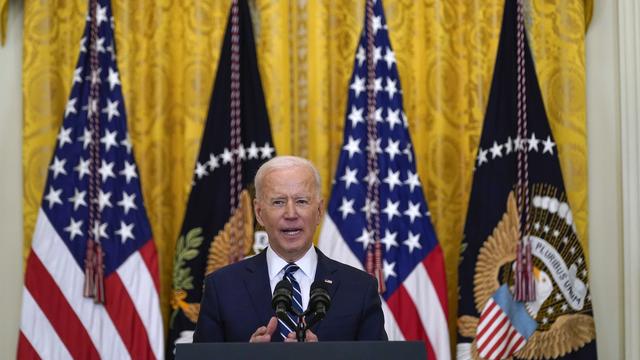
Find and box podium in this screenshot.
[176,341,426,360]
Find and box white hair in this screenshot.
[254,155,321,199]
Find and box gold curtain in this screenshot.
[1,0,8,45]
[22,0,592,342]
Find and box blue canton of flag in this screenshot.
[45,4,149,271]
[318,1,450,359]
[18,1,164,359]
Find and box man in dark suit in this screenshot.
[193,156,387,342]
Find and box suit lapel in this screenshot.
[243,251,274,326]
[312,248,340,334]
[314,247,340,297]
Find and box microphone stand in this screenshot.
[276,309,308,342]
[282,308,307,342]
[295,317,307,342]
[290,307,327,342]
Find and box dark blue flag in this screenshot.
[456,0,597,359]
[166,0,275,357]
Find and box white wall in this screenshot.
[0,0,23,358]
[0,0,627,358]
[614,0,640,359]
[585,0,625,358]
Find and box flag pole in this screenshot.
[84,0,105,304]
[514,0,535,303]
[364,0,385,293]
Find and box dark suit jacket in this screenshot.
[193,247,388,342]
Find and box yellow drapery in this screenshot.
[22,0,591,343]
[1,0,9,45]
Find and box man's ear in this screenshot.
[316,198,324,224]
[254,198,265,226]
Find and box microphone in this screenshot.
[305,280,331,329]
[272,279,296,329]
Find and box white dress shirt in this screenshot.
[266,246,317,311]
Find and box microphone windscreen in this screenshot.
[309,280,331,311]
[272,279,293,311]
[310,280,330,293]
[275,278,293,293]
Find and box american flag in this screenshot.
[475,285,536,360]
[18,1,164,358]
[317,1,450,359]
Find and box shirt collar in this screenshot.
[266,245,317,282]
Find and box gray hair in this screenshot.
[254,155,321,199]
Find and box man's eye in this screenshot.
[296,199,309,205]
[272,200,285,206]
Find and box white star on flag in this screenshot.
[49,157,68,179]
[74,157,91,180]
[220,148,234,164]
[98,160,116,182]
[382,199,401,221]
[68,188,87,211]
[115,221,135,244]
[350,75,366,98]
[380,230,398,251]
[64,218,84,241]
[107,67,120,90]
[343,136,362,158]
[100,129,119,151]
[119,161,138,183]
[338,197,356,219]
[117,192,138,215]
[57,127,73,147]
[340,167,359,189]
[101,98,120,121]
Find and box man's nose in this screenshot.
[284,201,298,218]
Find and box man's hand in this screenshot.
[250,316,278,343]
[284,329,318,342]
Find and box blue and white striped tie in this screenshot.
[278,263,303,340]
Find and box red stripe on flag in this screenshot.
[422,245,448,319]
[480,301,497,321]
[387,284,435,360]
[506,333,526,357]
[477,312,509,354]
[479,307,508,348]
[104,271,155,360]
[139,239,160,293]
[494,325,518,360]
[24,252,100,359]
[476,302,500,340]
[483,316,511,359]
[17,331,41,360]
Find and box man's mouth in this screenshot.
[281,228,302,236]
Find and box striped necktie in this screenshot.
[278,263,303,340]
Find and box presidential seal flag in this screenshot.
[18,1,164,358]
[318,0,450,359]
[456,0,597,359]
[167,0,275,356]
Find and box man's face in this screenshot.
[254,166,323,262]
